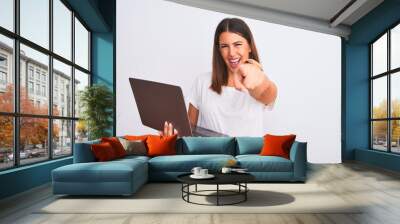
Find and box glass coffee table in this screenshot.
[177,172,255,206]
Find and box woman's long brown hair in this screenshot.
[211,18,260,94]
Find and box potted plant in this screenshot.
[79,84,113,140]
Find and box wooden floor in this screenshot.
[1,162,400,224]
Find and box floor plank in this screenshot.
[1,162,400,224]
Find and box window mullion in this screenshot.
[48,0,54,160]
[71,10,76,155]
[388,30,391,152]
[13,0,20,167]
[370,45,373,149]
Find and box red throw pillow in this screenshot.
[91,142,118,161]
[260,134,296,159]
[101,137,127,158]
[146,134,177,157]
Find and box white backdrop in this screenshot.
[116,0,341,163]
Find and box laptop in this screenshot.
[129,78,227,137]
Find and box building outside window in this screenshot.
[35,83,40,95]
[0,71,6,84]
[35,70,40,81]
[28,81,34,94]
[54,88,58,104]
[42,85,46,97]
[0,54,7,89]
[0,54,6,67]
[41,73,46,83]
[28,67,34,80]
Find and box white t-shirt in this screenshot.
[188,73,273,137]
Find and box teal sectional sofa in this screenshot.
[52,137,307,196]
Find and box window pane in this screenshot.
[372,77,387,119]
[372,121,388,151]
[20,0,49,49]
[53,0,72,60]
[53,59,72,117]
[20,44,49,115]
[391,120,400,153]
[75,120,88,143]
[0,0,13,31]
[392,72,400,118]
[20,117,49,165]
[74,69,89,118]
[0,34,14,112]
[391,24,400,70]
[75,18,89,70]
[0,116,13,170]
[53,119,72,158]
[372,33,387,76]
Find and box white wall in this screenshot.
[116,0,341,163]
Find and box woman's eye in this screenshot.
[235,44,242,47]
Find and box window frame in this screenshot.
[0,0,92,171]
[370,21,400,154]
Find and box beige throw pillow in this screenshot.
[118,138,147,156]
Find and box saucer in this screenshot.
[190,174,215,179]
[232,170,249,174]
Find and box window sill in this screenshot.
[0,156,72,176]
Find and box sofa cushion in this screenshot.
[147,134,177,157]
[101,137,127,158]
[74,139,100,163]
[116,155,150,163]
[177,137,235,155]
[236,155,293,172]
[118,138,147,156]
[260,134,296,159]
[148,154,235,172]
[53,158,147,183]
[124,135,149,141]
[235,137,263,155]
[91,142,118,161]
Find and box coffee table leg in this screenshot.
[217,184,219,206]
[245,183,247,201]
[187,184,190,202]
[195,184,198,192]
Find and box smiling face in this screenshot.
[218,31,252,74]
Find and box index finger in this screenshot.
[246,59,263,70]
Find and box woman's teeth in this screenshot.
[229,58,240,66]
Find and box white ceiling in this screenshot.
[165,0,384,38]
[226,0,352,22]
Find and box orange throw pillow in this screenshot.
[260,134,296,159]
[146,134,177,157]
[101,137,127,158]
[91,142,117,161]
[124,135,149,141]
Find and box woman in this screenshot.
[163,18,277,137]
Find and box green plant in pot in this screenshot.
[79,84,113,140]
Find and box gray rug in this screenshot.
[38,183,362,214]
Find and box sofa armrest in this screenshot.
[73,140,100,163]
[289,141,307,181]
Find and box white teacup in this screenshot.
[200,169,208,176]
[221,167,232,174]
[191,167,202,176]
